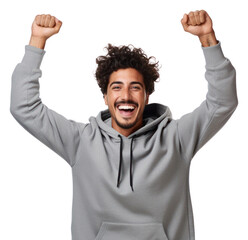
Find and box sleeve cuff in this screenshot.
[21,45,46,70]
[202,41,226,67]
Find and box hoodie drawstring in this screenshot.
[117,135,123,188]
[117,135,136,192]
[130,137,135,192]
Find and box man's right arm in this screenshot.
[10,15,85,167]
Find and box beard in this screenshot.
[113,116,139,129]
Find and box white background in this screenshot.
[1,0,247,239]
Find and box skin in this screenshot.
[181,10,218,47]
[29,14,62,49]
[29,10,218,137]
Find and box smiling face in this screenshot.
[104,68,149,137]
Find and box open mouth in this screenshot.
[117,104,136,117]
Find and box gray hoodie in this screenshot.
[10,42,238,240]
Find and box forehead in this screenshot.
[109,68,144,85]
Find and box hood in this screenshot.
[95,103,172,191]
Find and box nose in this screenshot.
[120,87,131,101]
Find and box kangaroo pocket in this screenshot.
[95,221,168,240]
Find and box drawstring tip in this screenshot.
[131,185,134,192]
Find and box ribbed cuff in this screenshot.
[202,41,226,67]
[21,45,46,70]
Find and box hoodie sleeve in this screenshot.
[10,45,85,167]
[176,42,238,162]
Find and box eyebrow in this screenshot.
[109,81,144,87]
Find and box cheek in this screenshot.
[105,93,117,107]
[137,92,147,104]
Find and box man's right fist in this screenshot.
[29,14,62,49]
[31,14,62,39]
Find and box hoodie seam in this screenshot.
[175,123,193,239]
[71,123,87,168]
[192,67,221,159]
[186,162,192,240]
[27,70,52,157]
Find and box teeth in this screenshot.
[118,105,135,110]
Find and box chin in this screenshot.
[115,117,138,130]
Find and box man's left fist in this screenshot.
[181,10,213,37]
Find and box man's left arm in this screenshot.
[176,10,238,161]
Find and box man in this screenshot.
[10,10,238,240]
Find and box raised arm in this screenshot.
[176,10,238,161]
[10,15,85,167]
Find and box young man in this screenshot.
[10,10,238,240]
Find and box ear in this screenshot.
[145,94,149,105]
[104,94,108,105]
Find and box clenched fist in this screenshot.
[181,10,217,47]
[29,14,62,49]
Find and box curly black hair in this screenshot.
[95,44,160,95]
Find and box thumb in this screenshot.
[204,11,213,26]
[54,18,63,33]
[181,14,189,31]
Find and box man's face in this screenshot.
[104,68,149,136]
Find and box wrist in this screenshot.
[29,35,47,49]
[199,31,218,47]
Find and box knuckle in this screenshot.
[35,15,41,24]
[189,12,194,17]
